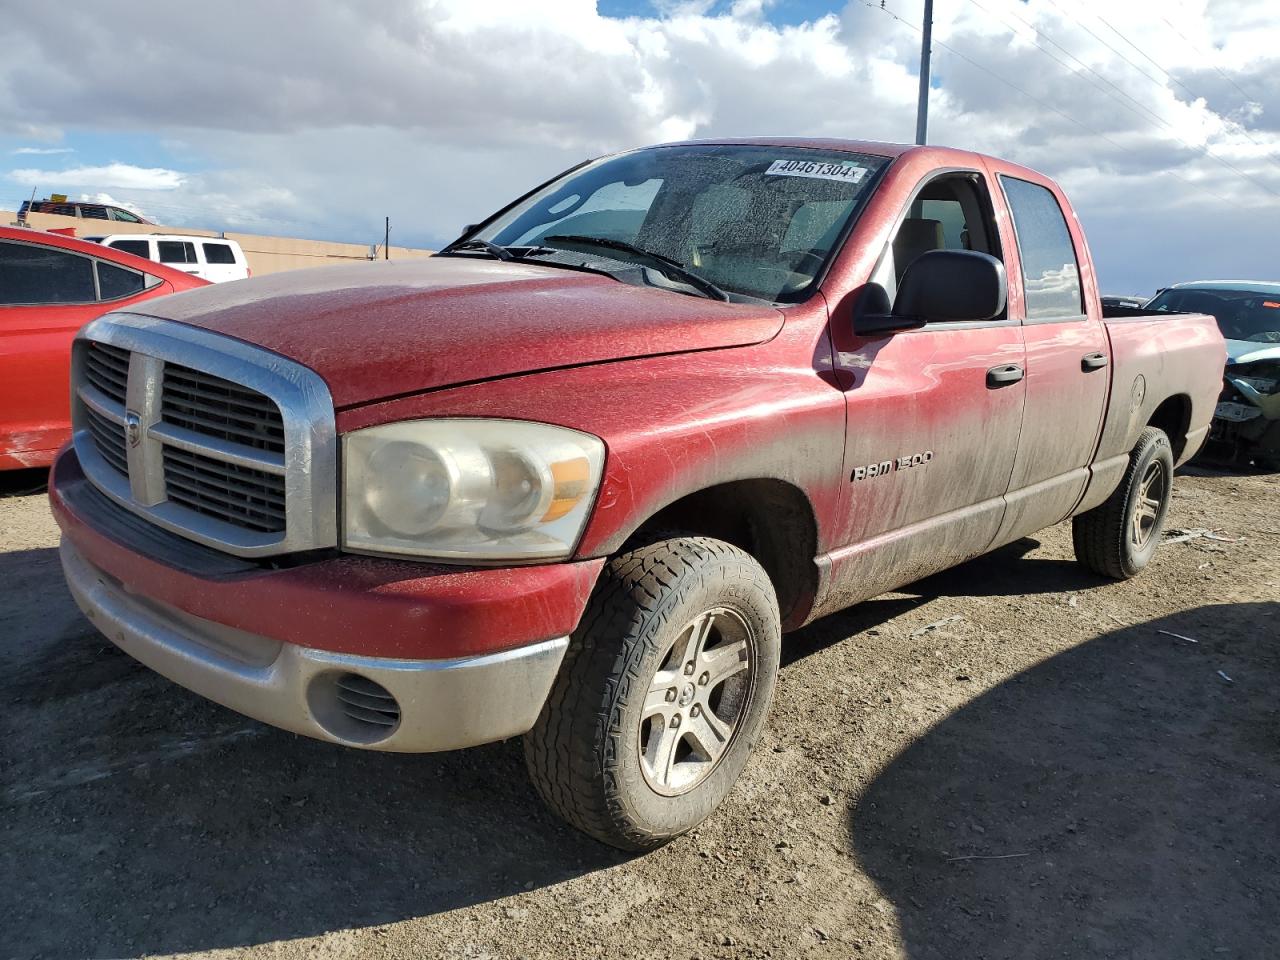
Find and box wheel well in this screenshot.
[631,479,818,629]
[1147,394,1192,459]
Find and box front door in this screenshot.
[820,170,1027,611]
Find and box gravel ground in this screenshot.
[1,464,1277,960]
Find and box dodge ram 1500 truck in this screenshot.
[50,139,1225,850]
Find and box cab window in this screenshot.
[877,172,1003,318]
[1000,176,1084,321]
[890,176,1000,281]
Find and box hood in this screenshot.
[1225,339,1280,366]
[121,257,783,408]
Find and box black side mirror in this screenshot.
[855,250,1007,336]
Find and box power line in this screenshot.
[963,0,1280,189]
[1158,15,1258,106]
[865,0,1280,203]
[1084,5,1280,175]
[963,0,1175,134]
[853,0,1251,212]
[1033,0,1280,194]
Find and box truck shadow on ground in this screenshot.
[849,600,1280,959]
[0,555,625,958]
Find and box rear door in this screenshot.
[985,167,1110,546]
[825,168,1027,602]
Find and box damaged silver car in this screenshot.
[1148,281,1280,471]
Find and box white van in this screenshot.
[89,234,250,283]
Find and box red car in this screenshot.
[50,140,1224,849]
[0,226,208,469]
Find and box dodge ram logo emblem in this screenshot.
[125,410,143,448]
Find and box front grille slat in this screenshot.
[154,361,288,534]
[162,363,286,455]
[162,448,287,532]
[85,342,129,405]
[161,405,285,452]
[84,406,128,477]
[162,464,286,521]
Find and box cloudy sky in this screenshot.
[2,0,1277,293]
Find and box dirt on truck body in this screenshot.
[48,139,1224,850]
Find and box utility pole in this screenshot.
[915,0,934,145]
[384,217,390,260]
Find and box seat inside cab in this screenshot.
[890,175,1001,283]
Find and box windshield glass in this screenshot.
[474,144,888,303]
[1147,287,1280,343]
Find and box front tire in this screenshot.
[1072,426,1174,579]
[523,536,780,851]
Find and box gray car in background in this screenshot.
[1147,281,1280,470]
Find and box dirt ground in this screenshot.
[1,463,1277,960]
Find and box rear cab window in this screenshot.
[999,176,1085,321]
[202,242,238,264]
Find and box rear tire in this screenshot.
[523,536,780,851]
[1073,426,1174,579]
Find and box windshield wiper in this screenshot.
[439,238,516,261]
[538,235,729,302]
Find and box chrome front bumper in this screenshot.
[60,538,568,752]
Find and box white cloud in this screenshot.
[11,146,74,155]
[0,0,1276,289]
[7,162,186,190]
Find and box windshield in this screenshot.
[473,144,888,303]
[1147,287,1280,343]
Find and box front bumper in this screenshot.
[50,447,603,752]
[61,539,567,751]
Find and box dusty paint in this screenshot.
[52,139,1226,658]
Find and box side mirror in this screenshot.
[855,250,1007,336]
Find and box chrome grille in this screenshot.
[70,314,337,558]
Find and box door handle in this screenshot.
[1081,352,1109,371]
[986,364,1025,387]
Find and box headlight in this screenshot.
[343,419,605,561]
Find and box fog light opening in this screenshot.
[307,672,402,745]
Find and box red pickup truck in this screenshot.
[49,139,1224,850]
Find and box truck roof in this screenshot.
[652,138,1051,183]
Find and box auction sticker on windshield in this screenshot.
[765,159,868,183]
